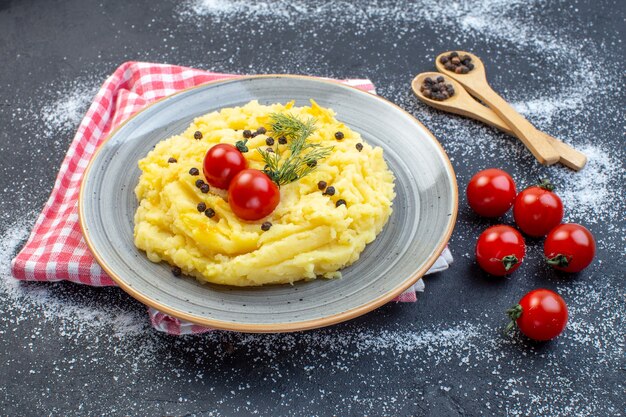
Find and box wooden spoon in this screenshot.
[435,51,560,166]
[411,73,587,170]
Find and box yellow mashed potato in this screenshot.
[134,100,395,286]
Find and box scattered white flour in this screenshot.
[551,145,624,223]
[179,0,587,61]
[511,95,587,125]
[0,218,147,338]
[40,77,100,133]
[2,211,623,415]
[2,0,624,415]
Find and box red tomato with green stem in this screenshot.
[506,289,568,341]
[228,169,280,221]
[513,179,563,237]
[466,168,517,217]
[475,225,526,276]
[544,223,596,272]
[203,144,248,189]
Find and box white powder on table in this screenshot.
[41,78,99,133]
[1,0,623,414]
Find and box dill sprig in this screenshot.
[270,112,316,145]
[257,113,333,186]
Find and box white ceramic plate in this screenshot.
[79,75,457,332]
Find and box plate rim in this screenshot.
[79,74,458,333]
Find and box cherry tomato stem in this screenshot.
[500,255,519,272]
[505,304,523,333]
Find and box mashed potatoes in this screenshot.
[134,100,395,286]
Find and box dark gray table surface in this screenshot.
[1,0,624,415]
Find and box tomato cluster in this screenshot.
[202,144,280,221]
[466,168,597,341]
[467,169,596,276]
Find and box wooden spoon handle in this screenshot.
[538,132,587,171]
[471,87,560,165]
[445,103,586,170]
[432,100,586,170]
[428,96,587,170]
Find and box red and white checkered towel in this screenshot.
[10,61,453,335]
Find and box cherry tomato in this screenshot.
[507,289,568,341]
[544,223,596,273]
[203,144,248,189]
[513,180,563,237]
[228,169,280,220]
[466,168,517,217]
[475,225,526,276]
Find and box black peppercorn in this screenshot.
[334,131,344,140]
[189,167,199,176]
[421,76,455,102]
[356,143,363,152]
[439,56,449,64]
[336,199,347,207]
[441,51,474,74]
[278,136,287,144]
[197,202,207,212]
[307,160,317,168]
[194,131,203,140]
[243,129,252,138]
[256,127,267,135]
[261,221,272,231]
[167,157,177,163]
[200,184,210,193]
[324,186,336,196]
[204,208,215,218]
[318,181,327,190]
[266,147,274,153]
[171,266,182,277]
[265,137,275,146]
[424,77,434,85]
[195,179,204,188]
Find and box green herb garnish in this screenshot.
[257,113,333,187]
[235,139,249,153]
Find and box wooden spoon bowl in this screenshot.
[412,72,506,129]
[435,51,488,86]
